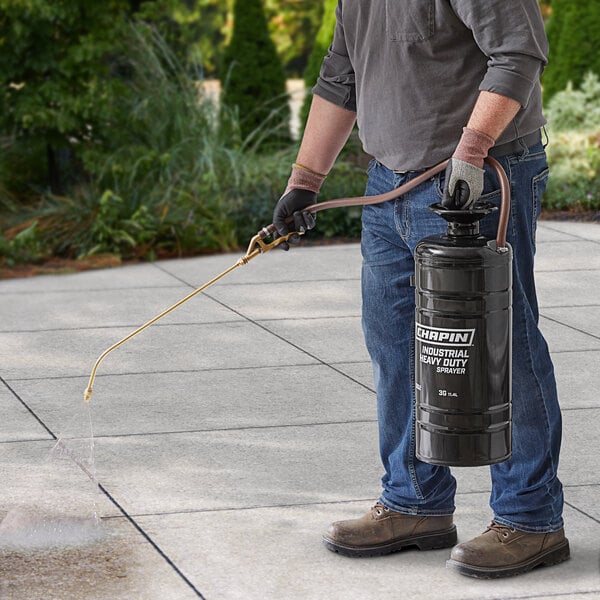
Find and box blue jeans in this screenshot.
[361,142,564,533]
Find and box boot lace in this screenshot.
[486,521,517,540]
[371,502,391,518]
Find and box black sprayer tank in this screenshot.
[414,161,513,467]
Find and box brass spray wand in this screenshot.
[83,226,298,402]
[83,157,509,403]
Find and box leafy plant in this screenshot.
[544,131,600,211]
[545,72,600,132]
[1,18,369,267]
[1,23,294,260]
[543,0,600,102]
[544,73,600,211]
[0,0,133,194]
[0,221,49,266]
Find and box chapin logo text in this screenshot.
[416,325,475,347]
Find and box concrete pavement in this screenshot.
[0,220,599,599]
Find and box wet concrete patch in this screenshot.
[0,513,196,600]
[0,519,128,599]
[0,509,104,550]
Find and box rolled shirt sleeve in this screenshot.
[300,0,548,169]
[450,0,548,107]
[312,1,357,112]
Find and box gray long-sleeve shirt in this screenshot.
[313,0,548,170]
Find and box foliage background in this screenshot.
[543,0,600,102]
[220,0,290,144]
[544,73,600,211]
[0,0,598,270]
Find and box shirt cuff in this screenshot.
[479,54,544,107]
[312,47,357,112]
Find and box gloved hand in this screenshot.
[442,127,495,210]
[273,188,317,251]
[273,162,325,250]
[442,159,484,210]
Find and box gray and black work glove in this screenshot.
[442,158,485,210]
[442,127,495,210]
[272,188,317,251]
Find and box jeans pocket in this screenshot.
[385,0,435,42]
[531,167,549,243]
[480,188,502,204]
[433,170,501,203]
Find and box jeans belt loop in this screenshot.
[488,130,542,158]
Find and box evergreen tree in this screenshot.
[220,0,290,144]
[543,0,600,102]
[300,0,338,127]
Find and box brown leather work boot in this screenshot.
[447,521,570,578]
[322,502,457,557]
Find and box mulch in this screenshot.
[1,212,597,280]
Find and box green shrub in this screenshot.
[0,22,368,265]
[545,73,600,132]
[0,221,49,266]
[544,130,600,210]
[0,24,245,260]
[0,0,133,195]
[544,73,600,211]
[543,0,600,103]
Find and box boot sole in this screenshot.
[446,539,570,579]
[322,526,457,558]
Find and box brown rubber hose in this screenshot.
[485,156,511,250]
[268,156,511,250]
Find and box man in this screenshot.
[272,1,569,579]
